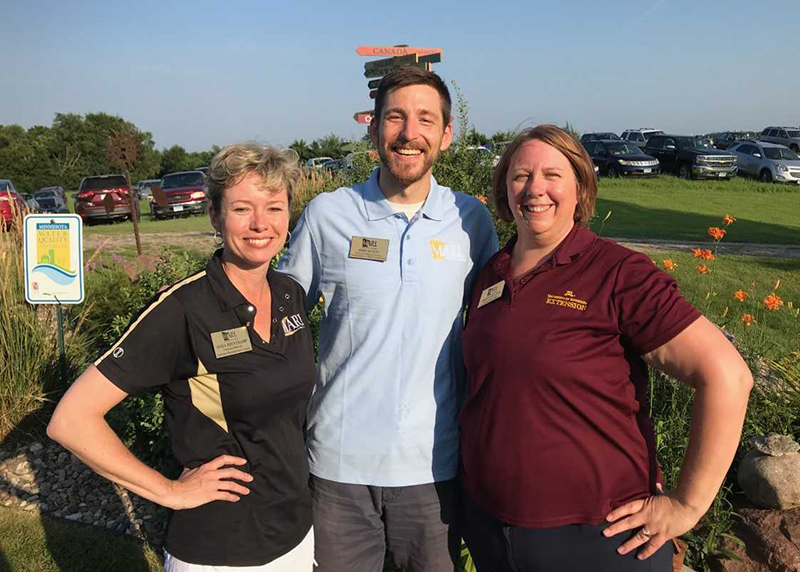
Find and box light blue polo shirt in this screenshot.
[277,169,498,486]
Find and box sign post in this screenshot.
[23,214,85,380]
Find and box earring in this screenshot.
[286,230,292,244]
[213,230,223,246]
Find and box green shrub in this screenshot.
[80,248,209,466]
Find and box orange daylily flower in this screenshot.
[733,290,748,302]
[476,195,488,205]
[701,249,715,260]
[708,227,726,241]
[741,314,756,326]
[763,293,784,311]
[697,265,710,274]
[662,259,677,272]
[722,214,736,226]
[691,247,703,258]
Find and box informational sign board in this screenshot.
[23,214,84,304]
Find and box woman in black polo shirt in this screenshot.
[459,125,752,571]
[48,143,316,571]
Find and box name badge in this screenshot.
[211,326,253,359]
[349,236,389,262]
[477,280,505,308]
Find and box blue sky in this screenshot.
[2,0,797,151]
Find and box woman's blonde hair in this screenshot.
[492,125,597,226]
[206,143,301,213]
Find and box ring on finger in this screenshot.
[639,527,653,538]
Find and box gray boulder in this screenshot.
[738,434,800,510]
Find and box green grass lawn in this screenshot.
[0,507,162,572]
[81,200,212,238]
[641,250,800,358]
[591,176,799,244]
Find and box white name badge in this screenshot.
[477,280,505,308]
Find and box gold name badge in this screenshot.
[349,236,389,262]
[211,326,253,359]
[477,280,505,308]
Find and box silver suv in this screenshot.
[728,141,800,184]
[620,128,664,147]
[759,127,800,152]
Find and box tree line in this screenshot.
[1,111,527,193]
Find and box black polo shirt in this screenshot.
[96,250,315,566]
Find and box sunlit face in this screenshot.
[210,172,289,270]
[371,84,453,186]
[506,139,578,243]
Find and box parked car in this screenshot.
[75,174,133,223]
[34,194,70,213]
[728,141,800,184]
[759,126,800,153]
[579,132,621,143]
[152,171,208,219]
[321,159,345,174]
[644,135,737,180]
[620,129,664,147]
[307,157,334,169]
[134,179,161,201]
[196,166,209,176]
[711,131,758,150]
[0,180,28,228]
[37,186,67,202]
[582,141,660,177]
[21,193,41,212]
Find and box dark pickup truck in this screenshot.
[645,135,737,180]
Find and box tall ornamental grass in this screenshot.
[0,220,90,440]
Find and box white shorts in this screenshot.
[164,527,314,572]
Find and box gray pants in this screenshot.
[309,475,459,572]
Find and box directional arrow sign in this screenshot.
[418,53,442,65]
[353,111,374,124]
[364,61,426,79]
[357,46,443,57]
[364,53,417,71]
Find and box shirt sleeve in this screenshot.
[466,203,499,306]
[95,292,193,396]
[277,206,321,312]
[613,253,701,355]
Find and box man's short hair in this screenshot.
[373,66,452,126]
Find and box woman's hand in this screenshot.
[603,492,701,560]
[165,454,253,510]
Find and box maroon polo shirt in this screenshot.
[460,224,700,528]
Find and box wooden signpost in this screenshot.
[354,45,443,123]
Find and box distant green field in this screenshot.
[591,176,799,244]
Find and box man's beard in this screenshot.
[377,140,440,186]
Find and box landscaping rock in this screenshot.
[0,441,168,546]
[739,435,800,510]
[716,507,800,572]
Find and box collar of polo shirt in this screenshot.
[493,223,597,280]
[361,168,445,222]
[206,249,283,312]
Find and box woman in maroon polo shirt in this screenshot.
[459,125,753,571]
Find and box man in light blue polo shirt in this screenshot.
[278,66,497,572]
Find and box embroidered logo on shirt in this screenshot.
[112,347,124,358]
[546,290,588,312]
[429,239,467,262]
[281,313,306,337]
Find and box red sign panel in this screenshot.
[354,111,374,124]
[356,46,443,57]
